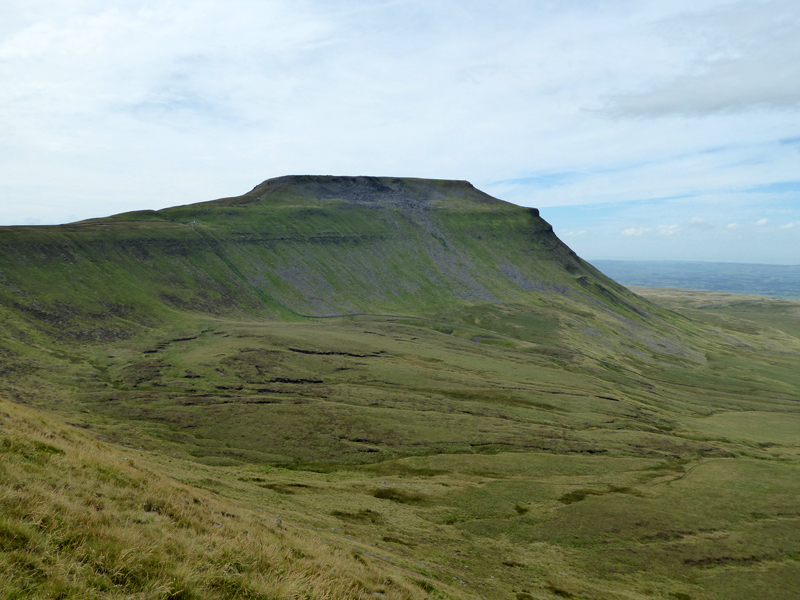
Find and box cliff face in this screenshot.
[0,176,685,360]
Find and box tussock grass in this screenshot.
[0,399,437,599]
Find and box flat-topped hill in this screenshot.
[1,176,680,365]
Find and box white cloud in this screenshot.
[755,218,770,226]
[779,221,798,229]
[727,223,740,230]
[622,227,652,236]
[609,0,800,116]
[687,216,713,229]
[658,224,681,236]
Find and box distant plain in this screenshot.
[591,260,800,300]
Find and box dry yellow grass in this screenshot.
[0,398,441,599]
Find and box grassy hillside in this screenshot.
[2,178,800,599]
[0,176,678,362]
[0,395,452,599]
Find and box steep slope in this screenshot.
[0,176,691,368]
[0,394,448,600]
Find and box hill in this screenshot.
[0,176,664,344]
[2,176,800,599]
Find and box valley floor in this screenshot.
[2,289,800,599]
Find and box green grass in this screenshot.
[2,179,800,598]
[0,399,449,600]
[3,294,799,598]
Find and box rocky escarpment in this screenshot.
[0,175,684,360]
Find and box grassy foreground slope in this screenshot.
[0,395,450,600]
[1,178,800,599]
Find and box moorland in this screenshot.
[1,176,798,600]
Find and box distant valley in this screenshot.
[591,260,800,300]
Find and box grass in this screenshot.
[3,294,799,598]
[0,398,454,600]
[2,178,800,598]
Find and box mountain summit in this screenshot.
[121,175,642,315]
[0,175,687,364]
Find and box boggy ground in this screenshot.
[2,290,800,599]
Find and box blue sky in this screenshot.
[1,0,799,263]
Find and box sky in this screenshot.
[1,0,799,264]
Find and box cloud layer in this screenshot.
[0,0,798,263]
[609,0,800,116]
